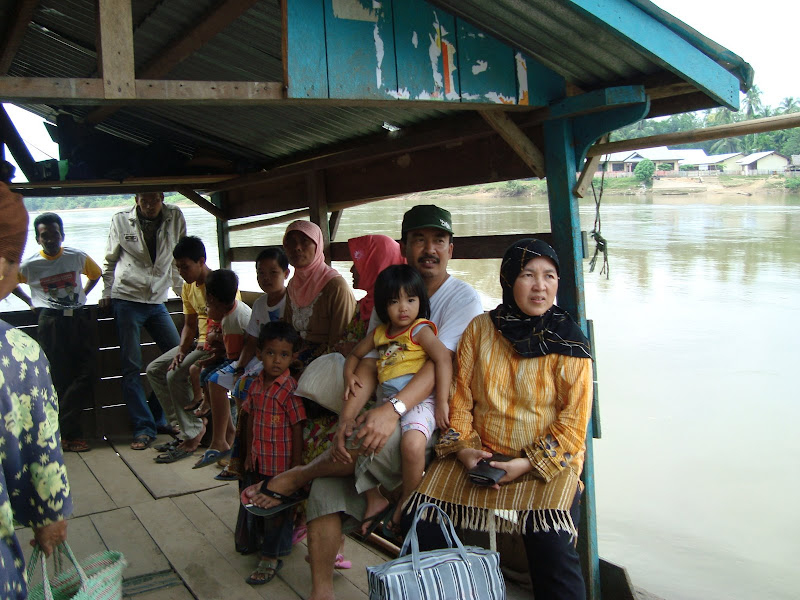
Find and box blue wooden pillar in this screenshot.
[543,118,598,599]
[542,87,650,600]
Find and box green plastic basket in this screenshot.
[26,542,127,600]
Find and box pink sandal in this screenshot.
[292,525,307,545]
[303,553,352,569]
[334,554,352,569]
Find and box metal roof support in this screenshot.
[542,87,650,600]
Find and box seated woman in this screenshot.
[282,220,355,365]
[406,238,594,600]
[333,234,406,357]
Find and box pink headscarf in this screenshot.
[348,235,406,322]
[283,220,340,308]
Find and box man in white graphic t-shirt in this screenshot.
[15,212,101,453]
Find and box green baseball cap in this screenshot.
[401,205,454,238]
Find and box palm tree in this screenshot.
[741,85,763,119]
[778,97,799,114]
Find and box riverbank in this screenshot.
[19,174,799,213]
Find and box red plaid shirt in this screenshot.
[241,369,306,476]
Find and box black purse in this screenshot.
[467,453,515,486]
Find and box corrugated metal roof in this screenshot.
[427,0,752,92]
[1,0,752,177]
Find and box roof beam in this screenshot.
[86,0,261,125]
[0,77,283,104]
[176,186,226,219]
[96,0,135,100]
[480,110,545,178]
[0,0,39,76]
[0,104,36,180]
[587,113,800,157]
[568,0,740,109]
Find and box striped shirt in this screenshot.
[241,369,306,476]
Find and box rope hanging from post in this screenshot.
[589,170,609,278]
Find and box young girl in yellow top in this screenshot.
[344,264,452,536]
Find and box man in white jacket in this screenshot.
[100,192,186,450]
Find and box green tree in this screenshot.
[634,158,655,186]
[741,85,764,119]
[778,97,799,114]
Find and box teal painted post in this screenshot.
[213,192,231,269]
[543,118,599,600]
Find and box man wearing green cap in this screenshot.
[243,204,483,600]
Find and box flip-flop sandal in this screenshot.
[245,558,283,585]
[334,554,352,569]
[303,552,352,569]
[241,484,309,517]
[214,467,239,481]
[156,424,181,437]
[192,448,232,469]
[292,525,307,545]
[381,519,405,547]
[154,447,194,463]
[62,439,91,452]
[154,438,181,452]
[131,435,155,450]
[350,504,395,540]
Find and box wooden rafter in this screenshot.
[0,77,283,104]
[96,0,135,100]
[176,186,225,220]
[86,0,261,125]
[480,110,545,178]
[0,0,39,76]
[587,113,800,157]
[0,104,36,180]
[575,135,608,198]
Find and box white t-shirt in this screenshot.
[19,247,102,309]
[245,293,287,337]
[367,275,483,356]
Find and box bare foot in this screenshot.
[244,468,303,509]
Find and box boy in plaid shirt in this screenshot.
[238,321,306,585]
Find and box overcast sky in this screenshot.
[3,1,798,180]
[654,0,798,107]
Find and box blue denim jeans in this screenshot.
[113,299,180,438]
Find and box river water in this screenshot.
[3,191,798,600]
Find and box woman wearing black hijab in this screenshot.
[407,239,593,600]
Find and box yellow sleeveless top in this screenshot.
[373,318,436,384]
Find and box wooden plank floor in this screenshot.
[16,438,534,600]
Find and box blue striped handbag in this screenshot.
[366,503,505,600]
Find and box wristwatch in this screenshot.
[389,397,407,417]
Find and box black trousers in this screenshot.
[403,491,585,600]
[37,308,96,439]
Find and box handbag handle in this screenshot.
[401,502,470,572]
[26,542,89,600]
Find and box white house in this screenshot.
[684,152,741,172]
[736,151,789,174]
[600,146,712,173]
